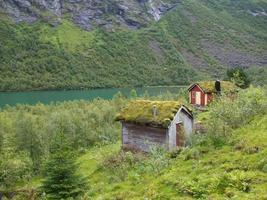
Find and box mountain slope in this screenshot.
[0,0,266,91]
[79,114,267,199]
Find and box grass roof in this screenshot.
[115,100,190,128]
[190,81,239,93]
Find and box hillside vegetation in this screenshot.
[0,86,266,199]
[0,0,266,91]
[78,86,267,199]
[79,115,267,199]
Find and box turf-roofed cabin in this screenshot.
[115,100,193,152]
[188,80,238,106]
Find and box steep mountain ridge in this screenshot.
[0,0,266,91]
[0,0,179,29]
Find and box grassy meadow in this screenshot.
[0,86,266,199]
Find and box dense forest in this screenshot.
[0,0,266,91]
[0,86,266,199]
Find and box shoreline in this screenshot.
[0,85,188,93]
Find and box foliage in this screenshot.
[0,98,123,189]
[80,113,267,200]
[245,66,267,86]
[0,149,32,190]
[1,0,267,91]
[99,145,170,183]
[152,88,188,104]
[99,151,142,181]
[226,67,251,88]
[145,146,171,175]
[0,19,197,92]
[41,129,86,200]
[14,113,44,172]
[68,87,267,199]
[204,86,266,146]
[0,87,267,199]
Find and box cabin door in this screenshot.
[176,122,183,147]
[196,92,201,105]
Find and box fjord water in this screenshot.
[0,86,185,107]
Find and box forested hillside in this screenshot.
[0,0,266,91]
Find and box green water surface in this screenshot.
[0,86,185,107]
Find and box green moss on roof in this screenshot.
[115,100,189,128]
[190,81,239,93]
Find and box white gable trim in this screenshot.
[188,83,205,93]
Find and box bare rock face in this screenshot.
[0,0,179,30]
[147,0,179,21]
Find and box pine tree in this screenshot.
[42,129,86,199]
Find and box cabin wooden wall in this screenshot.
[168,108,193,150]
[189,85,206,106]
[121,122,168,152]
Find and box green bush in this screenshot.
[0,99,121,188]
[0,150,32,190]
[205,86,266,146]
[217,170,253,193]
[99,151,141,181]
[226,67,250,89]
[145,146,170,175]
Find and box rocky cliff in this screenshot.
[0,0,179,30]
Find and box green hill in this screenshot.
[0,0,266,91]
[79,115,267,199]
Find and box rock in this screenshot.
[147,0,180,21]
[248,9,267,17]
[0,0,180,30]
[13,0,31,9]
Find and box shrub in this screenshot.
[182,147,201,161]
[0,150,32,190]
[217,170,253,193]
[205,86,266,146]
[144,146,170,175]
[99,151,142,181]
[226,67,250,89]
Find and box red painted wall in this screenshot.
[189,85,214,106]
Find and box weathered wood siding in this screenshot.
[122,122,168,152]
[168,107,193,150]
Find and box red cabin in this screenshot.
[188,83,213,106]
[188,81,238,106]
